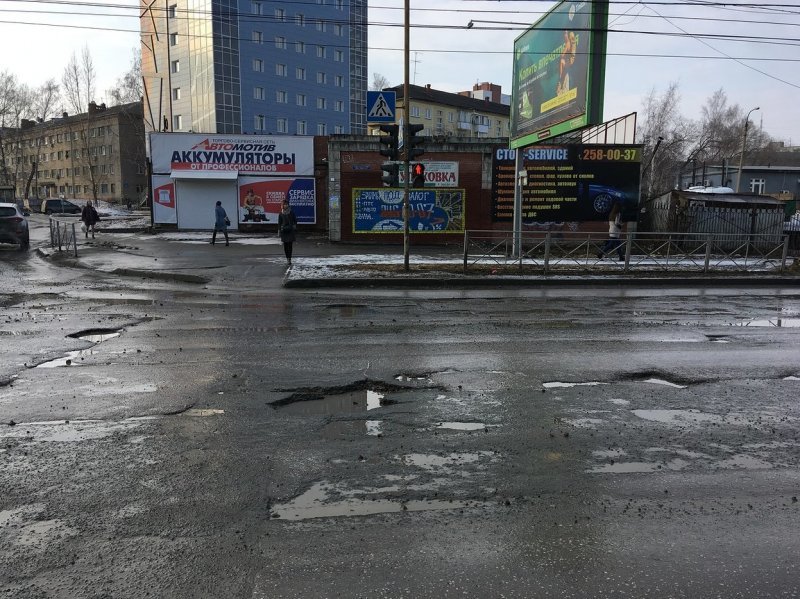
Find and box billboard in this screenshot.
[353,189,465,233]
[149,133,315,176]
[491,145,642,222]
[238,178,316,225]
[510,1,608,148]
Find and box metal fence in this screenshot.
[49,217,78,257]
[463,230,792,274]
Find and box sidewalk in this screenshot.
[38,226,800,288]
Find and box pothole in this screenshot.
[436,422,488,431]
[731,318,800,328]
[67,328,123,343]
[35,327,124,368]
[270,379,444,412]
[542,381,607,389]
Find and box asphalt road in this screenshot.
[1,223,799,598]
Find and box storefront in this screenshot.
[149,133,317,230]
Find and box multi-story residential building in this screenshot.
[0,102,147,204]
[459,82,511,106]
[369,84,510,139]
[140,0,367,136]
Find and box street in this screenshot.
[1,220,800,598]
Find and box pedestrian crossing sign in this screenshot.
[366,91,396,123]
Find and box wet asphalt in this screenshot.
[1,216,800,598]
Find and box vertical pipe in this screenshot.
[462,230,468,273]
[704,233,712,273]
[543,231,551,275]
[402,0,410,271]
[512,149,522,258]
[781,235,789,272]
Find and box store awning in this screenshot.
[170,170,239,180]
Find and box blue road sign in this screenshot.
[366,91,396,123]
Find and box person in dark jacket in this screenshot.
[80,200,99,239]
[277,199,297,265]
[212,200,229,246]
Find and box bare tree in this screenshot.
[638,82,696,200]
[371,73,390,91]
[0,71,35,197]
[32,79,60,123]
[109,48,143,106]
[62,47,104,202]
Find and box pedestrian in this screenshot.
[277,199,297,265]
[597,204,625,261]
[211,200,230,246]
[80,200,100,239]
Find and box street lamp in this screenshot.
[736,106,760,193]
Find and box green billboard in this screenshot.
[510,1,609,149]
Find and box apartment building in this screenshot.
[140,0,368,136]
[0,102,147,204]
[370,84,510,139]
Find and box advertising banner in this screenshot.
[152,175,176,224]
[397,161,459,188]
[353,188,465,233]
[239,178,316,224]
[150,133,314,176]
[491,145,642,222]
[510,1,608,147]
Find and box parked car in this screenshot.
[41,198,81,215]
[0,202,30,249]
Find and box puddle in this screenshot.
[36,349,99,368]
[732,318,800,328]
[183,409,224,417]
[608,398,630,406]
[366,420,382,436]
[784,376,800,381]
[68,329,122,343]
[270,481,481,521]
[278,389,385,415]
[643,378,688,389]
[395,375,431,383]
[2,418,146,442]
[543,381,607,389]
[436,422,487,431]
[587,459,689,474]
[396,451,496,471]
[632,409,723,425]
[592,449,628,459]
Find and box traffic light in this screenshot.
[378,124,399,161]
[407,123,425,161]
[411,163,425,188]
[381,162,400,187]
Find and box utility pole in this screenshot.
[736,107,759,193]
[403,0,410,270]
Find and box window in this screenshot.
[168,4,176,17]
[274,7,285,20]
[410,106,420,117]
[169,33,178,46]
[424,108,431,119]
[334,24,343,36]
[253,58,263,72]
[252,31,263,43]
[173,115,182,130]
[276,90,287,103]
[334,125,344,134]
[254,115,265,130]
[317,97,327,109]
[316,45,326,58]
[276,64,287,76]
[171,60,180,74]
[295,13,305,26]
[277,118,288,133]
[749,178,766,194]
[296,41,306,54]
[317,123,327,135]
[335,75,344,87]
[101,183,108,194]
[297,94,307,107]
[334,49,343,62]
[296,67,306,80]
[317,72,326,84]
[335,100,344,112]
[251,1,262,14]
[296,121,307,135]
[111,184,115,193]
[275,36,286,49]
[253,87,264,100]
[316,19,326,32]
[173,87,181,100]
[335,0,343,9]
[448,112,454,123]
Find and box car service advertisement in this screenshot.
[152,176,177,224]
[491,145,642,222]
[238,178,316,225]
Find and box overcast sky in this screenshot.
[0,0,797,144]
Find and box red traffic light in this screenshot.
[412,163,425,177]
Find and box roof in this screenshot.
[681,191,784,206]
[387,84,510,117]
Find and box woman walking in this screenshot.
[211,200,229,246]
[80,200,99,239]
[277,199,297,265]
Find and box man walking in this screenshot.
[80,200,99,239]
[597,203,625,261]
[211,201,230,246]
